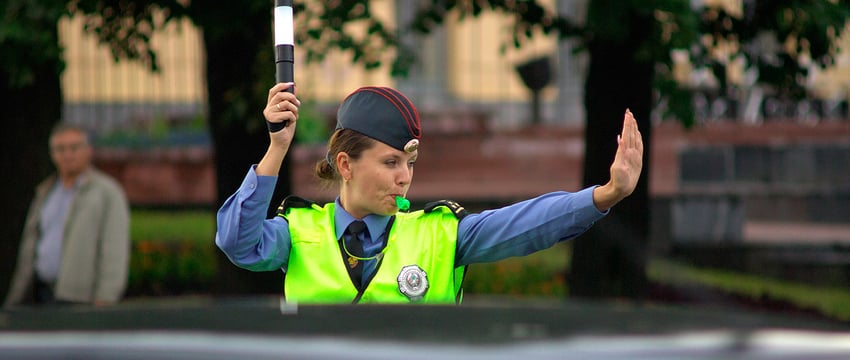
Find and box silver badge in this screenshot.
[397,264,428,302]
[404,139,419,153]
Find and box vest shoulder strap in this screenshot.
[276,195,317,216]
[423,199,468,220]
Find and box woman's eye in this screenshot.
[408,161,416,167]
[385,160,397,166]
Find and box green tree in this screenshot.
[0,1,65,297]
[2,0,848,299]
[567,0,849,299]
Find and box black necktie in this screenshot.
[344,220,367,287]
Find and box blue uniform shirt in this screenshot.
[215,166,607,280]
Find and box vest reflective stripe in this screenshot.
[283,203,464,304]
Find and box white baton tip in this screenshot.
[274,6,294,46]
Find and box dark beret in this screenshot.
[335,86,421,152]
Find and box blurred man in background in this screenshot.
[5,123,130,307]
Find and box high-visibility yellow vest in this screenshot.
[282,200,465,304]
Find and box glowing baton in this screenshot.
[271,0,294,131]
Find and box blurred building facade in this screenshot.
[60,1,850,135]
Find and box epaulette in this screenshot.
[424,200,468,220]
[276,195,316,216]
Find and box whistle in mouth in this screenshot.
[395,196,410,211]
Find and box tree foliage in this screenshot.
[5,1,849,130]
[1,0,67,87]
[52,1,850,127]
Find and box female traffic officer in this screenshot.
[216,82,643,304]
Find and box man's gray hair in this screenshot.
[49,122,91,145]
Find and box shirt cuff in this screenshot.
[237,165,278,203]
[580,185,610,216]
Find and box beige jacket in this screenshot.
[4,167,130,307]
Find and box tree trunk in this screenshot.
[199,4,293,295]
[0,24,62,300]
[568,13,654,300]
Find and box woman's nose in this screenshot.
[397,167,412,185]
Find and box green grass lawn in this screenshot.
[129,210,217,296]
[648,258,850,321]
[131,209,215,243]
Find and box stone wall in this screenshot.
[95,146,215,207]
[672,141,850,243]
[93,121,850,216]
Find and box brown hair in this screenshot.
[314,129,376,188]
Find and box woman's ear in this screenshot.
[337,152,352,181]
